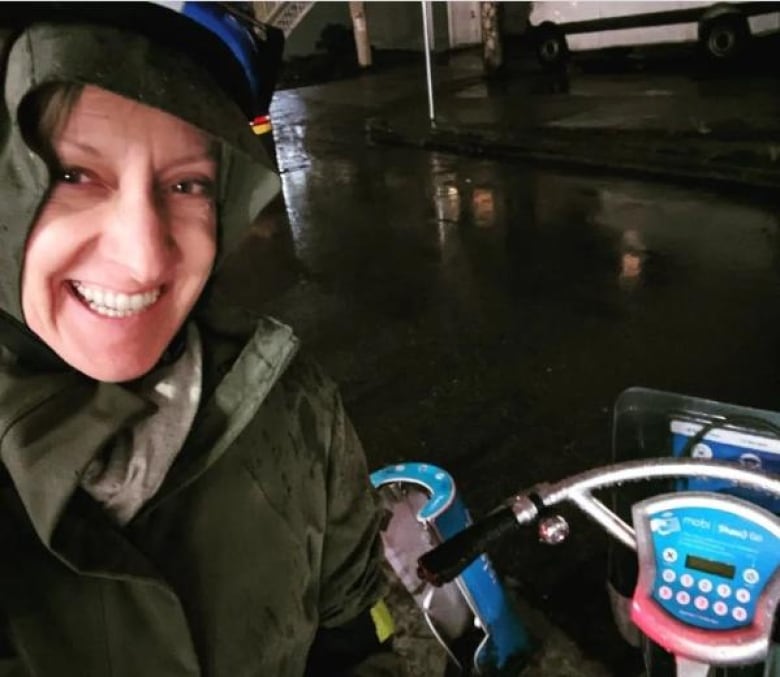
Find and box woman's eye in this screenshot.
[171,179,215,197]
[56,167,90,185]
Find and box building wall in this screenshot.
[504,1,532,35]
[364,2,450,52]
[282,1,456,58]
[363,2,422,51]
[279,1,531,60]
[448,2,482,48]
[282,3,352,58]
[431,2,452,51]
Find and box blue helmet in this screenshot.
[0,2,284,131]
[166,2,284,132]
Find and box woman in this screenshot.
[0,4,398,676]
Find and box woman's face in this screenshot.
[21,85,218,382]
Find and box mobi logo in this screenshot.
[682,516,711,530]
[650,516,680,536]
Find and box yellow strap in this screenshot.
[251,122,272,136]
[369,599,395,644]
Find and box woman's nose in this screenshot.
[104,187,172,283]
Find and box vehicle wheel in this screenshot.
[701,16,748,61]
[535,27,568,69]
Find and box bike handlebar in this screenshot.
[417,505,527,586]
[417,458,780,586]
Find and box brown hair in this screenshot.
[21,82,84,165]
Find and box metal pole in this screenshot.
[350,2,372,68]
[421,1,435,122]
[481,2,504,76]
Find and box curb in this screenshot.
[367,119,780,194]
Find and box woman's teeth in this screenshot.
[72,282,161,318]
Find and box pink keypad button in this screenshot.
[676,590,691,606]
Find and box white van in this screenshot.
[529,1,780,67]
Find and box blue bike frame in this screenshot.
[371,462,532,674]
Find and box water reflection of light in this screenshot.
[436,220,450,251]
[620,252,642,278]
[435,182,461,224]
[280,169,308,241]
[430,151,461,225]
[429,152,462,253]
[472,187,496,229]
[618,229,645,290]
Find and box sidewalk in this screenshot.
[366,47,780,192]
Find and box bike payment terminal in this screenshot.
[630,493,780,668]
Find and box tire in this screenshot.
[535,26,568,69]
[701,15,749,61]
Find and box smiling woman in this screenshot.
[0,4,398,676]
[22,85,218,382]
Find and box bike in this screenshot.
[373,389,780,676]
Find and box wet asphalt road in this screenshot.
[215,58,780,674]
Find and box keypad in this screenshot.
[637,497,780,655]
[653,548,760,629]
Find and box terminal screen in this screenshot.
[685,554,735,580]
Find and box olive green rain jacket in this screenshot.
[0,11,397,677]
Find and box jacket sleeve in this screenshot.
[0,623,28,677]
[0,659,27,677]
[307,386,403,676]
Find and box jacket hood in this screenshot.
[0,12,281,362]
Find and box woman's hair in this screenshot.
[36,83,83,142]
[21,82,84,166]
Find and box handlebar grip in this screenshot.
[417,506,522,586]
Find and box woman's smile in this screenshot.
[70,281,162,318]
